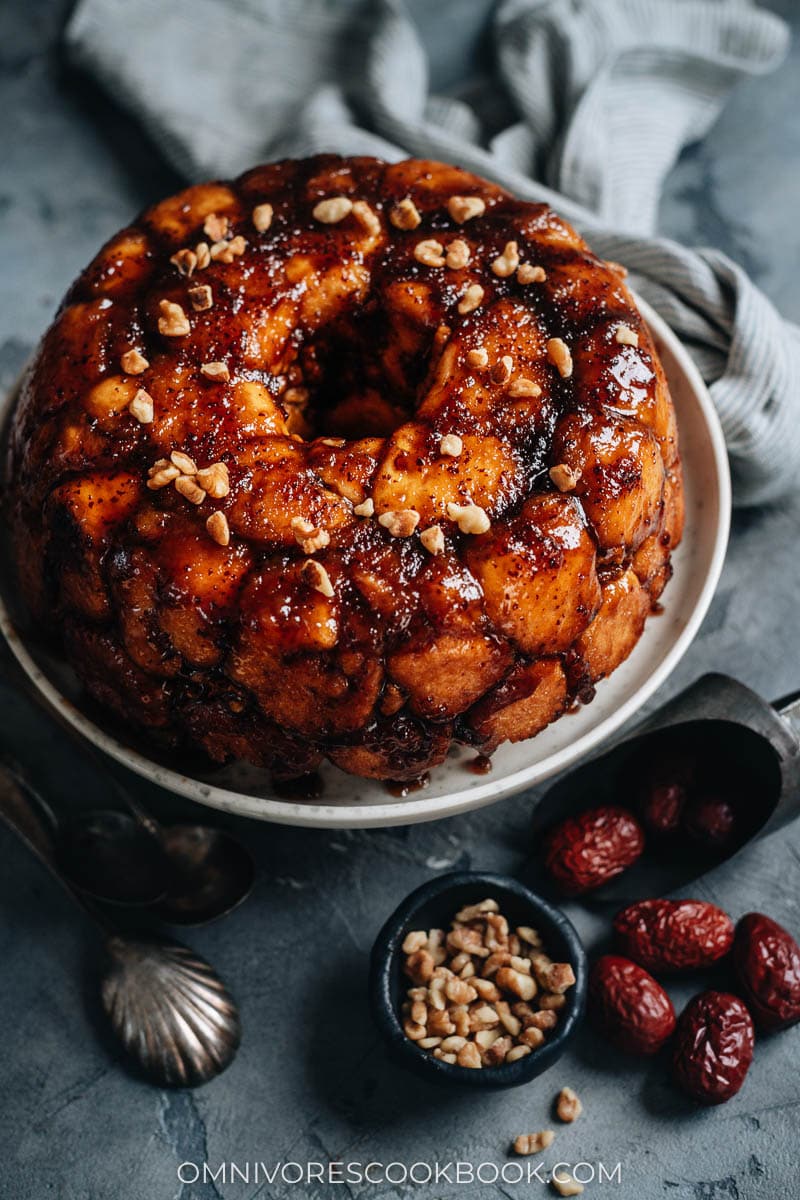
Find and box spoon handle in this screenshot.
[0,760,112,931]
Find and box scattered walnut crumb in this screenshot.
[158,300,190,337]
[446,239,471,269]
[420,525,445,556]
[547,337,573,379]
[615,323,639,347]
[200,361,231,383]
[210,235,246,263]
[492,355,514,384]
[552,1173,584,1197]
[170,248,197,277]
[447,502,490,535]
[146,460,180,489]
[353,498,375,518]
[195,462,230,499]
[448,195,486,223]
[439,433,463,458]
[206,510,230,547]
[290,516,330,554]
[517,263,547,284]
[352,200,381,237]
[188,284,213,312]
[549,463,581,493]
[508,377,542,399]
[121,349,149,375]
[301,559,334,598]
[556,1086,582,1123]
[175,474,206,505]
[195,242,211,269]
[467,347,489,369]
[414,238,446,267]
[378,509,420,537]
[170,449,198,475]
[252,203,273,232]
[389,197,422,230]
[491,241,520,278]
[458,283,484,314]
[513,1131,555,1157]
[128,388,154,424]
[313,196,353,224]
[203,213,230,242]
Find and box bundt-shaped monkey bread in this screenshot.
[8,155,683,783]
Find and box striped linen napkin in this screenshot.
[66,0,800,505]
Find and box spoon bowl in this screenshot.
[55,809,170,906]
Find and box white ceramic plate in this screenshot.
[0,297,730,827]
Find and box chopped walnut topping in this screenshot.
[556,1086,582,1123]
[170,248,197,277]
[549,463,581,493]
[492,355,514,384]
[403,931,428,955]
[496,966,536,1001]
[389,197,422,230]
[301,559,334,598]
[467,347,489,369]
[448,195,486,223]
[353,498,375,518]
[439,433,463,458]
[458,283,484,314]
[120,349,149,375]
[508,377,542,399]
[446,239,471,269]
[200,361,230,383]
[252,203,273,232]
[615,323,639,347]
[420,525,445,556]
[195,462,230,499]
[128,388,154,424]
[283,386,309,407]
[447,502,490,535]
[170,449,198,475]
[146,460,180,489]
[210,235,246,263]
[517,263,546,284]
[158,300,190,337]
[352,200,381,237]
[491,241,520,278]
[414,239,446,267]
[552,1172,584,1197]
[195,242,211,270]
[547,337,573,379]
[513,1131,555,1156]
[206,510,230,547]
[290,516,330,554]
[175,475,206,505]
[313,196,353,224]
[378,509,420,538]
[188,284,213,312]
[203,213,230,242]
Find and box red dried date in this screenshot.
[635,749,696,836]
[733,912,800,1032]
[683,792,736,850]
[672,991,754,1105]
[544,806,645,895]
[640,782,685,836]
[614,899,734,973]
[588,955,676,1055]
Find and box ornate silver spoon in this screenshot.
[0,763,241,1086]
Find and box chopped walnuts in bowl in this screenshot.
[369,871,587,1089]
[400,898,576,1069]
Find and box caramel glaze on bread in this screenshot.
[8,156,683,782]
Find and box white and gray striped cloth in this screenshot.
[66,0,800,505]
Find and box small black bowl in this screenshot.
[369,871,587,1089]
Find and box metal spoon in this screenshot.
[0,762,241,1086]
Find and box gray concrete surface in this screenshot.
[1,2,799,1198]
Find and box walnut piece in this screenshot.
[439,433,463,458]
[420,525,445,556]
[313,196,353,224]
[458,283,484,314]
[446,238,471,269]
[513,1131,555,1156]
[157,300,190,337]
[447,502,490,535]
[200,361,231,383]
[378,509,420,537]
[491,240,520,278]
[556,1086,582,1123]
[389,197,422,230]
[448,195,486,223]
[188,284,213,312]
[517,263,546,284]
[120,349,149,375]
[301,559,334,598]
[547,337,573,379]
[128,388,154,424]
[549,464,581,493]
[206,511,230,547]
[414,239,446,268]
[252,203,273,232]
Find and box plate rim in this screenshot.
[0,296,731,827]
